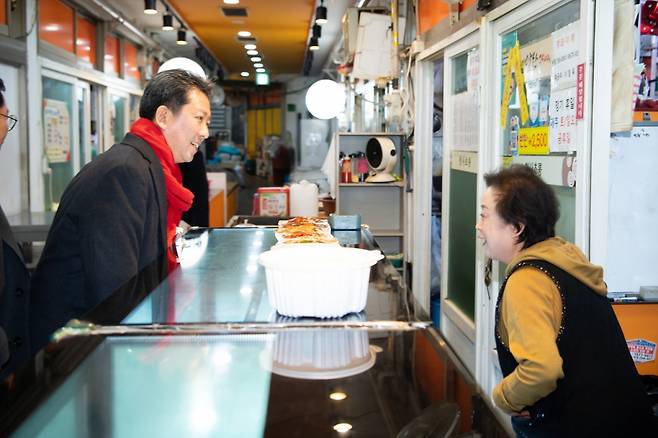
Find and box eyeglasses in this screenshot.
[1,113,18,132]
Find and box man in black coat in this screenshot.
[30,70,211,351]
[0,79,30,378]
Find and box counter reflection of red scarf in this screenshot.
[130,118,193,270]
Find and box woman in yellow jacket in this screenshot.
[476,165,656,437]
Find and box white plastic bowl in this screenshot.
[258,246,384,318]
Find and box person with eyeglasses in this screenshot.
[0,78,31,379]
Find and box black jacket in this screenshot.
[30,133,168,351]
[496,260,657,437]
[0,205,30,378]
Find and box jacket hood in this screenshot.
[506,237,607,296]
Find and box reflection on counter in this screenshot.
[272,314,374,380]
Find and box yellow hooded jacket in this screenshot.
[492,237,608,414]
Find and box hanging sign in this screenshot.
[43,98,71,164]
[518,127,549,155]
[549,88,578,152]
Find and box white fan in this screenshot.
[365,137,397,183]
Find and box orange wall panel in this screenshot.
[612,303,658,375]
[39,0,74,53]
[104,35,121,75]
[455,370,475,434]
[414,331,447,402]
[124,42,141,81]
[418,0,478,35]
[76,16,97,65]
[0,0,7,26]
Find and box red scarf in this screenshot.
[130,118,194,269]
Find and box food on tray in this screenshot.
[275,216,337,245]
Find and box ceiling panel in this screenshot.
[169,0,316,78]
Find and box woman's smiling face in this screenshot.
[475,187,523,264]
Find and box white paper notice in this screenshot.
[467,50,480,93]
[452,91,479,152]
[43,98,71,163]
[549,88,577,152]
[551,22,579,91]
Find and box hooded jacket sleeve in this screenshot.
[493,268,564,413]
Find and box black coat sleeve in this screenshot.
[79,161,152,304]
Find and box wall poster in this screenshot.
[43,98,71,163]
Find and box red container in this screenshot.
[255,187,290,217]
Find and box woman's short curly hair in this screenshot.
[484,164,559,248]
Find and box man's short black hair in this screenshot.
[0,78,5,108]
[484,164,559,248]
[139,70,211,120]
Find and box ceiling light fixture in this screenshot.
[224,0,240,4]
[177,28,188,45]
[332,423,352,433]
[244,43,257,50]
[250,56,262,62]
[246,50,258,56]
[162,11,174,31]
[240,71,249,77]
[144,0,158,15]
[312,23,322,39]
[315,0,328,25]
[253,63,263,68]
[256,68,265,73]
[329,392,347,401]
[237,30,251,37]
[309,37,320,51]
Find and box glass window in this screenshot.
[42,76,75,211]
[446,47,480,321]
[76,16,97,66]
[104,35,120,75]
[110,94,126,144]
[129,95,140,126]
[38,0,75,53]
[498,1,580,243]
[124,42,141,82]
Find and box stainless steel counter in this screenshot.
[0,228,505,437]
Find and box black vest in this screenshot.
[495,260,656,437]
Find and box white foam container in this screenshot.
[258,246,384,318]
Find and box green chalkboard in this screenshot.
[447,169,477,320]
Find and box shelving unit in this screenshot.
[334,132,405,255]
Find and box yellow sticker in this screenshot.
[511,42,529,125]
[500,53,514,128]
[518,127,549,155]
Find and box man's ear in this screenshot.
[154,105,169,129]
